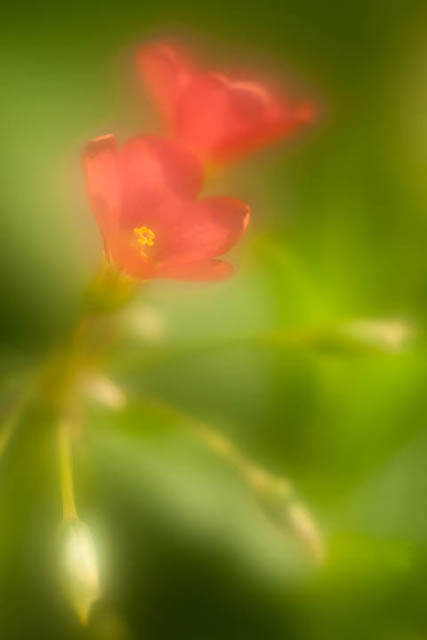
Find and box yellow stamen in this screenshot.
[133,226,155,258]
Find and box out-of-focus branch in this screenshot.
[138,394,325,565]
[113,317,414,375]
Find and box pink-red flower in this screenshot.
[82,135,250,280]
[137,42,316,164]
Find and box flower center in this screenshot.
[133,226,156,258]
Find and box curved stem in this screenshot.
[132,393,324,562]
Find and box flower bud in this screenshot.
[248,468,324,564]
[340,318,414,353]
[85,374,127,411]
[124,304,166,342]
[60,519,101,625]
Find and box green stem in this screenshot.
[133,393,324,562]
[58,418,78,523]
[138,393,294,495]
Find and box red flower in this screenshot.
[82,135,250,280]
[137,42,316,164]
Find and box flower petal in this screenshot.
[173,74,232,160]
[137,43,195,123]
[220,80,298,158]
[82,134,121,248]
[118,136,203,230]
[175,74,311,162]
[157,196,250,267]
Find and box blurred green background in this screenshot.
[2,0,427,638]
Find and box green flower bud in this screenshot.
[60,519,101,625]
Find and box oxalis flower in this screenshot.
[82,134,250,280]
[0,42,325,629]
[137,42,316,164]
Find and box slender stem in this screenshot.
[53,264,128,525]
[140,394,294,495]
[136,394,324,562]
[190,422,293,494]
[58,419,78,522]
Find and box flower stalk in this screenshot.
[195,423,325,564]
[58,419,78,523]
[137,395,324,564]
